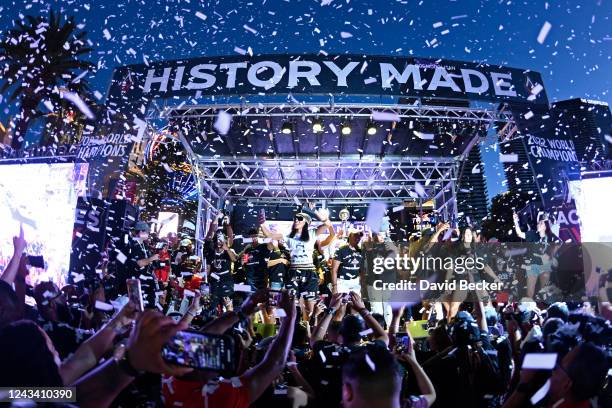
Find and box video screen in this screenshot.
[0,162,87,288]
[570,177,612,242]
[162,331,228,371]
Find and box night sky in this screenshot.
[1,0,610,202]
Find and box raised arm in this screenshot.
[398,338,436,408]
[201,289,267,335]
[259,223,284,241]
[512,212,526,240]
[1,225,27,285]
[243,291,297,404]
[310,293,342,347]
[60,302,137,385]
[72,311,192,407]
[349,291,389,346]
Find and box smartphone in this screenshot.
[522,353,557,370]
[162,331,234,371]
[269,289,282,306]
[407,320,430,339]
[27,255,45,268]
[126,279,144,312]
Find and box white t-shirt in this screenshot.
[284,229,317,269]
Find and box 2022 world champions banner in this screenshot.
[107,54,549,107]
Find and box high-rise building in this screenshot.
[456,145,489,224]
[550,98,612,163]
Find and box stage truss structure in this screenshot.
[146,101,516,250]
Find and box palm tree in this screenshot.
[0,9,93,149]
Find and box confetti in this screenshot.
[537,21,552,44]
[195,11,207,21]
[372,111,400,122]
[499,153,519,163]
[214,111,232,135]
[95,300,114,312]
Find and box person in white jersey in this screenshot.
[259,208,335,320]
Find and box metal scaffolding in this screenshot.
[145,101,515,248]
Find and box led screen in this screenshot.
[0,162,87,288]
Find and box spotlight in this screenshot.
[366,121,377,135]
[281,121,293,134]
[312,118,323,133]
[341,122,352,135]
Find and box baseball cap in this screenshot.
[294,212,312,224]
[133,221,150,232]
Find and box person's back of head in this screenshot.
[0,320,63,387]
[342,345,401,408]
[339,314,365,346]
[550,342,608,403]
[547,302,569,322]
[0,281,20,328]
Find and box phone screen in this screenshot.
[126,279,144,312]
[269,289,282,306]
[27,255,45,268]
[162,331,233,371]
[522,353,558,370]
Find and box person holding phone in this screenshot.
[123,221,159,309]
[259,207,335,320]
[204,212,237,312]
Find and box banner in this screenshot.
[68,196,108,284]
[109,54,549,107]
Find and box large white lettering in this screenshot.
[491,72,517,97]
[379,63,423,89]
[143,67,172,93]
[247,61,284,89]
[220,62,248,88]
[288,60,321,88]
[461,68,489,94]
[322,61,359,87]
[186,64,217,89]
[427,67,461,92]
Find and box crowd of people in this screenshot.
[0,204,610,407]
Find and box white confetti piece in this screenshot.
[195,11,207,21]
[210,273,220,280]
[95,300,114,312]
[414,131,434,140]
[524,111,534,120]
[392,205,404,213]
[233,283,252,292]
[414,181,426,197]
[372,111,400,122]
[363,77,377,84]
[471,164,481,174]
[432,22,443,28]
[319,350,327,363]
[214,111,232,135]
[340,32,353,38]
[233,46,247,55]
[604,134,612,144]
[61,91,94,119]
[537,21,552,44]
[366,202,387,233]
[359,328,374,336]
[364,353,376,371]
[499,153,519,163]
[116,251,127,264]
[43,100,54,111]
[103,29,111,40]
[243,24,257,34]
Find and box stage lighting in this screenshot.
[366,121,377,135]
[312,118,323,133]
[281,121,293,134]
[341,122,352,135]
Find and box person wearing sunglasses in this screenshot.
[259,208,335,320]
